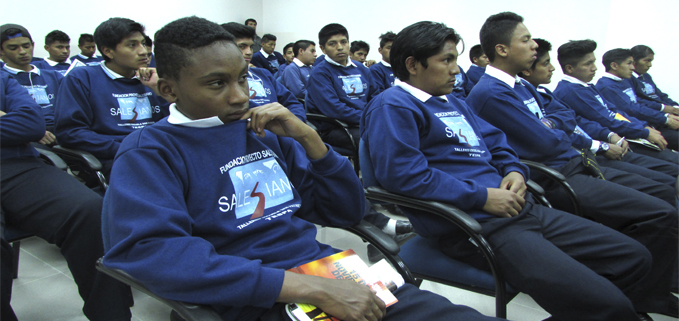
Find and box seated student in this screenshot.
[467,44,489,84]
[244,18,261,53]
[306,23,378,150]
[451,64,475,101]
[275,42,294,79]
[101,16,500,321]
[33,30,72,75]
[553,40,679,164]
[0,24,62,144]
[250,33,286,75]
[466,12,677,318]
[55,18,168,177]
[361,20,666,321]
[369,31,396,93]
[630,45,679,114]
[70,33,103,66]
[1,72,131,321]
[519,38,678,190]
[595,48,679,150]
[350,40,376,67]
[143,35,155,67]
[221,23,305,122]
[281,39,316,100]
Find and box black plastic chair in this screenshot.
[51,145,108,191]
[520,159,583,217]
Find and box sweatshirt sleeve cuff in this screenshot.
[308,144,349,175]
[252,267,286,308]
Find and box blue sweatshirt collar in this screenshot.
[602,72,622,82]
[3,64,40,75]
[485,65,521,88]
[167,103,225,128]
[395,79,448,103]
[43,57,71,66]
[100,62,139,80]
[77,53,98,59]
[562,75,590,87]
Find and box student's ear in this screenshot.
[319,45,326,55]
[101,46,115,60]
[405,56,418,76]
[157,78,178,103]
[472,56,478,64]
[495,44,509,59]
[564,64,574,75]
[43,44,50,51]
[521,69,531,77]
[610,62,619,72]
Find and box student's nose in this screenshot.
[231,84,250,106]
[452,64,460,75]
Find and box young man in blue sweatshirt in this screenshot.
[55,18,168,177]
[281,40,316,100]
[519,38,677,191]
[451,64,475,101]
[244,18,261,53]
[361,20,661,321]
[350,40,376,67]
[70,34,103,66]
[33,30,72,75]
[250,33,286,75]
[0,24,62,144]
[553,40,679,164]
[274,42,294,79]
[369,32,396,93]
[101,16,498,321]
[630,45,679,113]
[0,73,131,321]
[221,23,305,122]
[467,44,488,84]
[466,12,677,319]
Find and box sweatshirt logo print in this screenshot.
[341,75,364,96]
[440,116,480,147]
[116,97,153,121]
[221,157,294,219]
[248,77,268,98]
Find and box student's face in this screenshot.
[284,47,294,63]
[299,45,317,66]
[246,21,257,32]
[378,41,392,64]
[321,34,349,65]
[475,54,489,67]
[235,38,255,64]
[567,52,597,83]
[411,41,460,96]
[103,31,149,71]
[262,40,275,54]
[634,53,653,75]
[79,41,96,57]
[0,37,34,69]
[522,52,556,86]
[613,56,635,79]
[351,49,368,63]
[159,42,249,124]
[44,40,70,62]
[506,23,538,72]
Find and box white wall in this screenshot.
[17,0,678,98]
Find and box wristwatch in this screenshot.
[597,142,610,154]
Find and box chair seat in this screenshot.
[399,236,517,297]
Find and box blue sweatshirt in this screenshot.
[274,62,290,79]
[451,65,475,101]
[2,65,63,127]
[33,58,71,75]
[0,73,44,160]
[280,60,312,101]
[466,65,485,85]
[102,117,364,320]
[247,68,305,122]
[369,61,394,93]
[54,64,169,161]
[251,50,286,75]
[631,72,678,106]
[554,78,650,139]
[596,75,666,126]
[360,84,528,238]
[467,69,579,169]
[306,58,377,129]
[70,54,104,66]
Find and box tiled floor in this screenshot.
[9,224,678,321]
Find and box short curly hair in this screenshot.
[154,16,234,80]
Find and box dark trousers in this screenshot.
[0,157,131,321]
[632,143,679,163]
[596,151,677,191]
[441,200,650,321]
[660,127,679,151]
[540,158,678,314]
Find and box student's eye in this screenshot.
[209,80,226,87]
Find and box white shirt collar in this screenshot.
[77,53,97,59]
[380,60,391,67]
[562,74,590,87]
[632,71,641,78]
[293,57,307,67]
[471,63,479,68]
[259,48,272,58]
[602,72,622,82]
[43,57,71,66]
[167,103,224,128]
[100,62,138,80]
[395,78,448,103]
[324,55,356,68]
[3,64,40,75]
[485,65,521,88]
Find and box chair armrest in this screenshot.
[52,145,103,170]
[35,148,68,171]
[526,180,551,208]
[520,160,582,216]
[96,258,223,321]
[305,113,350,128]
[344,220,399,255]
[520,159,566,181]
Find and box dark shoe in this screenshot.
[637,312,654,321]
[395,220,414,235]
[382,204,405,216]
